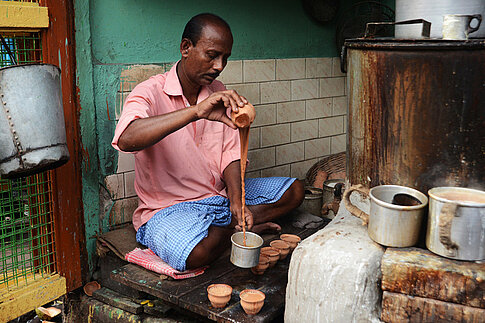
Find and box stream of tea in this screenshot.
[239,126,250,246]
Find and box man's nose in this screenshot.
[213,57,224,72]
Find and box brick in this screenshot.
[245,170,261,178]
[291,120,319,142]
[291,79,319,100]
[333,96,347,116]
[105,174,124,200]
[305,57,332,78]
[332,57,346,77]
[305,137,331,159]
[226,83,260,105]
[306,98,332,119]
[109,197,138,226]
[276,142,304,165]
[261,165,291,178]
[276,58,305,80]
[319,116,344,137]
[248,127,260,150]
[124,171,136,198]
[120,64,168,90]
[331,134,346,154]
[218,60,243,84]
[261,81,291,104]
[243,59,275,82]
[277,101,305,123]
[291,159,319,180]
[319,77,345,98]
[252,104,276,127]
[117,152,135,173]
[261,124,291,147]
[247,147,275,171]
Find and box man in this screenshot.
[112,13,304,271]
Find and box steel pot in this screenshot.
[230,232,263,268]
[301,186,323,216]
[0,64,69,178]
[344,184,428,247]
[426,187,485,261]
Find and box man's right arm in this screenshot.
[117,90,248,152]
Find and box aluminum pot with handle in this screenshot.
[426,187,485,261]
[344,184,428,247]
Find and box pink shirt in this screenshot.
[112,62,241,231]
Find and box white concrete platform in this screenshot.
[285,192,385,323]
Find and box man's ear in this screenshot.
[180,38,192,58]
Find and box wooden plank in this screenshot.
[381,291,485,323]
[40,0,85,292]
[92,287,143,315]
[0,274,66,322]
[110,255,237,305]
[0,2,49,29]
[381,248,485,308]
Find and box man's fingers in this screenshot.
[220,114,237,129]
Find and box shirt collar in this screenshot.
[163,60,213,104]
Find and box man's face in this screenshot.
[183,23,233,86]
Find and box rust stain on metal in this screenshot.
[347,40,485,193]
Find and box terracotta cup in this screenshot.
[270,240,290,260]
[260,247,280,268]
[207,284,233,308]
[251,255,270,275]
[280,234,301,251]
[231,103,256,128]
[240,289,265,315]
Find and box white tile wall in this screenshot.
[109,57,348,224]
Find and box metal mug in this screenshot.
[230,232,263,268]
[344,184,428,247]
[426,187,485,261]
[442,14,482,40]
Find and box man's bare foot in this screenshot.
[251,222,281,234]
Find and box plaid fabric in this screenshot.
[136,177,296,271]
[125,248,206,279]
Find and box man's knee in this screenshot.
[186,243,211,269]
[289,179,305,207]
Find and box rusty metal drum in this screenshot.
[344,39,485,193]
[0,64,69,178]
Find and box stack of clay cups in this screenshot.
[270,240,290,260]
[260,247,280,268]
[251,255,270,275]
[280,234,301,252]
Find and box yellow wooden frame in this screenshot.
[0,1,48,31]
[0,274,66,322]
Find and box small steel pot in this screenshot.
[344,184,428,247]
[426,187,485,261]
[230,232,263,268]
[301,186,323,216]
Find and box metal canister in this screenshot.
[301,186,323,216]
[344,39,485,193]
[0,64,69,178]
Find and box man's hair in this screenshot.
[182,13,231,46]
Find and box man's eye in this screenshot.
[207,53,217,59]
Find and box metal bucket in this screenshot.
[230,232,263,268]
[301,186,323,216]
[0,64,69,178]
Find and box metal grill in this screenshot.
[0,32,56,292]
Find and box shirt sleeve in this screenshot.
[112,83,155,152]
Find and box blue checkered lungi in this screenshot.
[136,177,296,271]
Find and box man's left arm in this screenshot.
[223,160,254,230]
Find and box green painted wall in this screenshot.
[75,0,395,273]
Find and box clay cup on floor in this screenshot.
[270,240,290,259]
[280,234,301,251]
[251,255,270,275]
[240,289,265,315]
[207,284,233,308]
[260,247,280,268]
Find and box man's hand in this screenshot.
[230,202,254,232]
[195,90,248,129]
